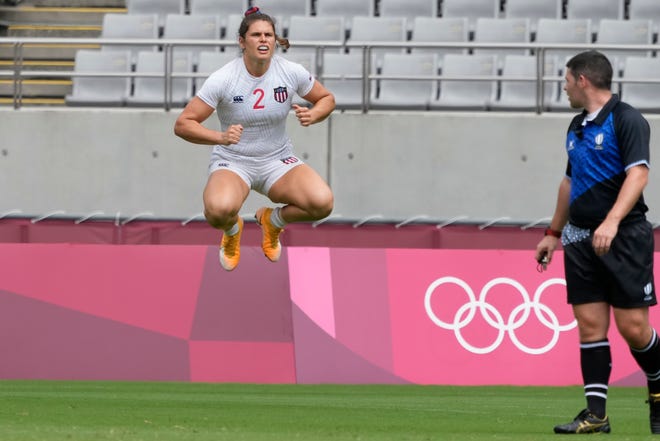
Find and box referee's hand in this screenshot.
[593,220,618,256]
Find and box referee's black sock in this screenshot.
[630,328,660,394]
[581,339,611,419]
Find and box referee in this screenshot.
[535,50,660,435]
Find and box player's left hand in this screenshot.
[293,104,314,127]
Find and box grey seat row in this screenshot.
[102,13,660,73]
[65,50,208,107]
[65,49,660,112]
[124,0,660,36]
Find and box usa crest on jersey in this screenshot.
[273,86,288,103]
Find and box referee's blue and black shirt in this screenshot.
[565,94,650,229]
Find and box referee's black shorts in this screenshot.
[564,220,656,308]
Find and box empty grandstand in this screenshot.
[0,0,658,111]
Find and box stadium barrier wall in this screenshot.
[0,241,656,386]
[2,109,660,224]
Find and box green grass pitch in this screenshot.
[0,381,656,440]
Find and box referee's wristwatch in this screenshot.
[544,228,562,238]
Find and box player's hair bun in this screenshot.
[244,6,261,17]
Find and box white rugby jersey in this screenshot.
[197,55,315,157]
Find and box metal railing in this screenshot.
[1,37,659,111]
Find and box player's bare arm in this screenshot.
[295,80,335,126]
[174,96,243,145]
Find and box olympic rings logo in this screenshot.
[424,276,576,355]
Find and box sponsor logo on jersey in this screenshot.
[216,162,230,168]
[281,156,299,165]
[232,95,244,103]
[273,86,288,103]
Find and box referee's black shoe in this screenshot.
[553,409,611,434]
[647,393,660,434]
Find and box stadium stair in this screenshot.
[0,0,126,105]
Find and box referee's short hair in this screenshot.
[566,50,613,91]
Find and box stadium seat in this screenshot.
[441,0,499,34]
[595,19,653,72]
[125,51,193,108]
[489,54,559,111]
[65,50,131,107]
[125,0,185,28]
[431,54,497,110]
[565,0,623,34]
[188,0,249,35]
[371,52,438,110]
[163,14,221,66]
[315,0,374,34]
[189,0,248,16]
[224,14,243,41]
[535,18,592,62]
[378,0,438,31]
[283,51,316,75]
[321,51,364,110]
[629,0,660,37]
[195,50,237,91]
[285,16,345,56]
[472,17,531,65]
[503,0,562,34]
[256,0,311,34]
[348,16,408,69]
[620,56,660,112]
[100,13,159,64]
[410,17,469,69]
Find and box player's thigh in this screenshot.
[268,164,333,208]
[203,169,250,215]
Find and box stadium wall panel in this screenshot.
[2,109,659,223]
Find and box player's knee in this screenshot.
[307,191,334,221]
[204,198,239,229]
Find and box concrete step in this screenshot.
[7,23,102,37]
[1,57,76,99]
[0,77,71,96]
[0,0,123,106]
[0,96,65,105]
[0,58,74,70]
[0,42,100,59]
[1,0,124,6]
[0,5,126,26]
[32,0,125,7]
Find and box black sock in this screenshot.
[630,329,660,394]
[581,339,611,419]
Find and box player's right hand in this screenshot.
[223,124,243,145]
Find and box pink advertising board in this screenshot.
[0,242,655,386]
[387,249,580,385]
[289,248,655,386]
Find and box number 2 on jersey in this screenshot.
[253,89,265,109]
